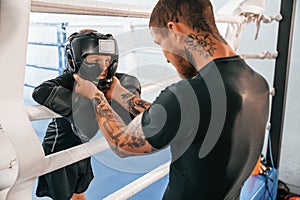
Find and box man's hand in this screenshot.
[73,73,100,99]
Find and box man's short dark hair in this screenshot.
[149,0,225,43]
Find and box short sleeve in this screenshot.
[142,79,205,151]
[142,87,181,149]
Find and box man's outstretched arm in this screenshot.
[74,74,156,157]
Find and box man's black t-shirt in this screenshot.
[142,56,269,200]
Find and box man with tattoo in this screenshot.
[74,0,270,199]
[32,29,141,200]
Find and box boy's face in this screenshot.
[85,54,112,79]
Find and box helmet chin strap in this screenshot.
[96,78,113,90]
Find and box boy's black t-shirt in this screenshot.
[142,56,270,200]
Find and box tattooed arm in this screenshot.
[106,77,151,117]
[74,74,156,157]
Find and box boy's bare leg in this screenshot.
[71,193,86,200]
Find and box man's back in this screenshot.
[156,56,269,199]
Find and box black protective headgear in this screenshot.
[65,31,119,90]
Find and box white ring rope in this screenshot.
[30,0,282,26]
[103,161,171,200]
[40,137,109,176]
[240,51,278,59]
[26,105,61,121]
[30,0,152,18]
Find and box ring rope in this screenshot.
[103,161,171,200]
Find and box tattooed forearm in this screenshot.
[103,121,114,137]
[96,103,126,129]
[120,93,132,100]
[120,120,147,148]
[120,92,151,116]
[92,91,155,157]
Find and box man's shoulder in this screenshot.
[153,78,204,104]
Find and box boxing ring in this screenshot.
[0,0,297,199]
